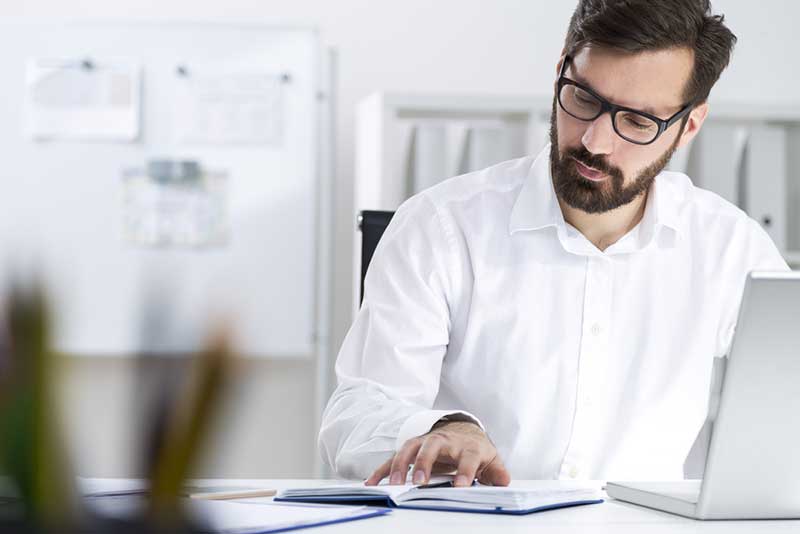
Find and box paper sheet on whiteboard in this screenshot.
[173,70,285,145]
[122,168,230,248]
[24,58,141,141]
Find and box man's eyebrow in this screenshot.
[567,65,664,117]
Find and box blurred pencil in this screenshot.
[0,281,82,529]
[187,487,277,500]
[147,327,233,523]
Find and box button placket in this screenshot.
[559,256,613,479]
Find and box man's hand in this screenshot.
[364,420,511,487]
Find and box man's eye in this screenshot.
[574,91,595,105]
[624,116,653,130]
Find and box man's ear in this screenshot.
[676,102,709,150]
[554,53,567,92]
[556,48,567,76]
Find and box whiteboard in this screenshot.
[0,22,324,357]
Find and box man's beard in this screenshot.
[549,98,682,214]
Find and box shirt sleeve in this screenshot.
[745,217,791,272]
[716,217,790,357]
[318,193,481,480]
[690,219,789,475]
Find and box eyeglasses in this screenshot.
[557,56,693,145]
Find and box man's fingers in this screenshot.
[477,454,511,487]
[369,423,509,489]
[411,435,445,484]
[431,460,457,474]
[453,448,482,487]
[389,438,422,484]
[365,457,393,486]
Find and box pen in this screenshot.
[416,479,477,489]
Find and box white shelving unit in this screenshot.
[355,92,800,310]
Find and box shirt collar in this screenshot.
[637,170,682,244]
[509,144,683,247]
[509,146,566,234]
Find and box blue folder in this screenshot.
[251,506,391,534]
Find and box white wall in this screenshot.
[58,356,316,478]
[5,1,800,477]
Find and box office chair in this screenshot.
[357,210,395,305]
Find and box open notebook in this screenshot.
[276,479,603,515]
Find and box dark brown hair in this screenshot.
[564,0,736,105]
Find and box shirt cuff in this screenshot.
[394,410,485,451]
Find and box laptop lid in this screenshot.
[697,271,800,519]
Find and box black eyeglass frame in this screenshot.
[557,56,694,146]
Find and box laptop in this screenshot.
[606,271,800,520]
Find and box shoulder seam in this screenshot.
[419,192,460,325]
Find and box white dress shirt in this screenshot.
[319,145,789,481]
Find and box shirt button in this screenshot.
[591,323,602,336]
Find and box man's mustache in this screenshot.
[564,147,623,180]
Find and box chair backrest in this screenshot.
[357,210,395,305]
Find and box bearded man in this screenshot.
[319,0,789,487]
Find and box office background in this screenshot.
[2,0,798,478]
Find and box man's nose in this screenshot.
[581,112,615,156]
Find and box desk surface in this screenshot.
[164,478,800,533]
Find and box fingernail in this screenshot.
[413,471,425,484]
[454,475,469,487]
[390,472,403,485]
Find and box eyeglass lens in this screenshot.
[559,83,660,144]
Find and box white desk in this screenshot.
[175,479,799,533]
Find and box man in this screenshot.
[320,0,789,487]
